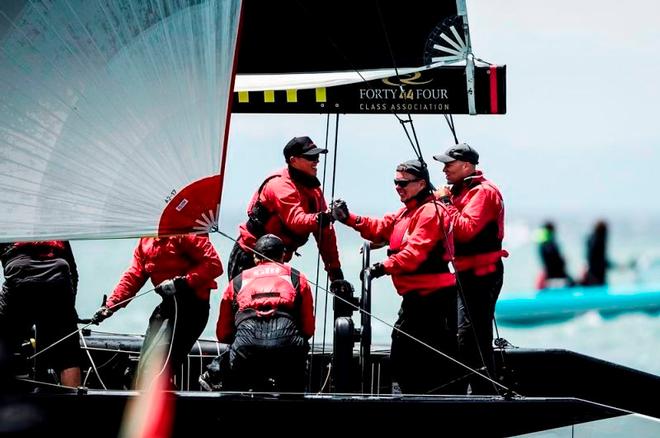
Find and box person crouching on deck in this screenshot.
[331,159,459,395]
[215,234,314,392]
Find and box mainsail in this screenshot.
[0,0,241,241]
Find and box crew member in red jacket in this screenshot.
[93,234,222,386]
[228,136,343,283]
[332,159,459,394]
[216,234,314,392]
[0,241,81,387]
[434,143,507,395]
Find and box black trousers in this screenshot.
[227,242,255,281]
[456,261,504,394]
[227,316,308,392]
[137,291,209,387]
[390,287,459,395]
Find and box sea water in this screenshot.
[5,214,659,376]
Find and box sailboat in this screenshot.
[1,0,660,436]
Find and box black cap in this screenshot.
[283,136,328,161]
[433,143,479,165]
[396,159,431,185]
[254,234,285,260]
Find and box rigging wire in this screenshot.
[273,0,504,392]
[214,229,515,395]
[309,113,341,390]
[377,0,478,378]
[433,201,501,395]
[79,333,107,389]
[375,0,500,392]
[29,283,178,390]
[375,0,427,160]
[15,228,511,394]
[27,287,155,360]
[309,112,333,389]
[293,0,448,157]
[444,114,459,144]
[321,114,341,353]
[376,2,506,389]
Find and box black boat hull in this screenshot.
[5,331,660,436]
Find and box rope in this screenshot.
[80,332,107,389]
[444,114,459,144]
[28,288,155,360]
[214,229,515,396]
[321,114,341,352]
[309,113,332,389]
[154,297,177,387]
[376,1,495,388]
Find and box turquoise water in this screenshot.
[5,214,659,376]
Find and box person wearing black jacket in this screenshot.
[537,221,574,289]
[581,220,610,286]
[0,241,81,387]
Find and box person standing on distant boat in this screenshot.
[92,234,222,387]
[580,220,610,286]
[228,136,344,284]
[211,234,314,392]
[536,221,574,289]
[433,143,508,395]
[331,159,459,395]
[0,241,82,387]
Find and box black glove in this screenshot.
[155,276,187,297]
[91,306,113,324]
[331,199,349,223]
[330,279,354,297]
[368,262,386,279]
[327,267,344,282]
[316,211,334,228]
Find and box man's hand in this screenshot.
[330,279,354,297]
[316,211,334,228]
[368,262,386,279]
[91,306,113,325]
[433,186,452,204]
[360,262,386,282]
[155,276,187,297]
[433,185,451,199]
[331,199,349,223]
[327,267,344,282]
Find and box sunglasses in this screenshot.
[299,154,320,162]
[393,179,420,188]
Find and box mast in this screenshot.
[457,0,476,115]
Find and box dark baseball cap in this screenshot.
[283,136,328,160]
[433,143,479,165]
[396,159,430,182]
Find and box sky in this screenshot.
[222,0,660,222]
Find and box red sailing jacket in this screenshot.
[344,194,455,296]
[216,261,315,342]
[106,235,223,309]
[237,167,341,273]
[445,171,507,276]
